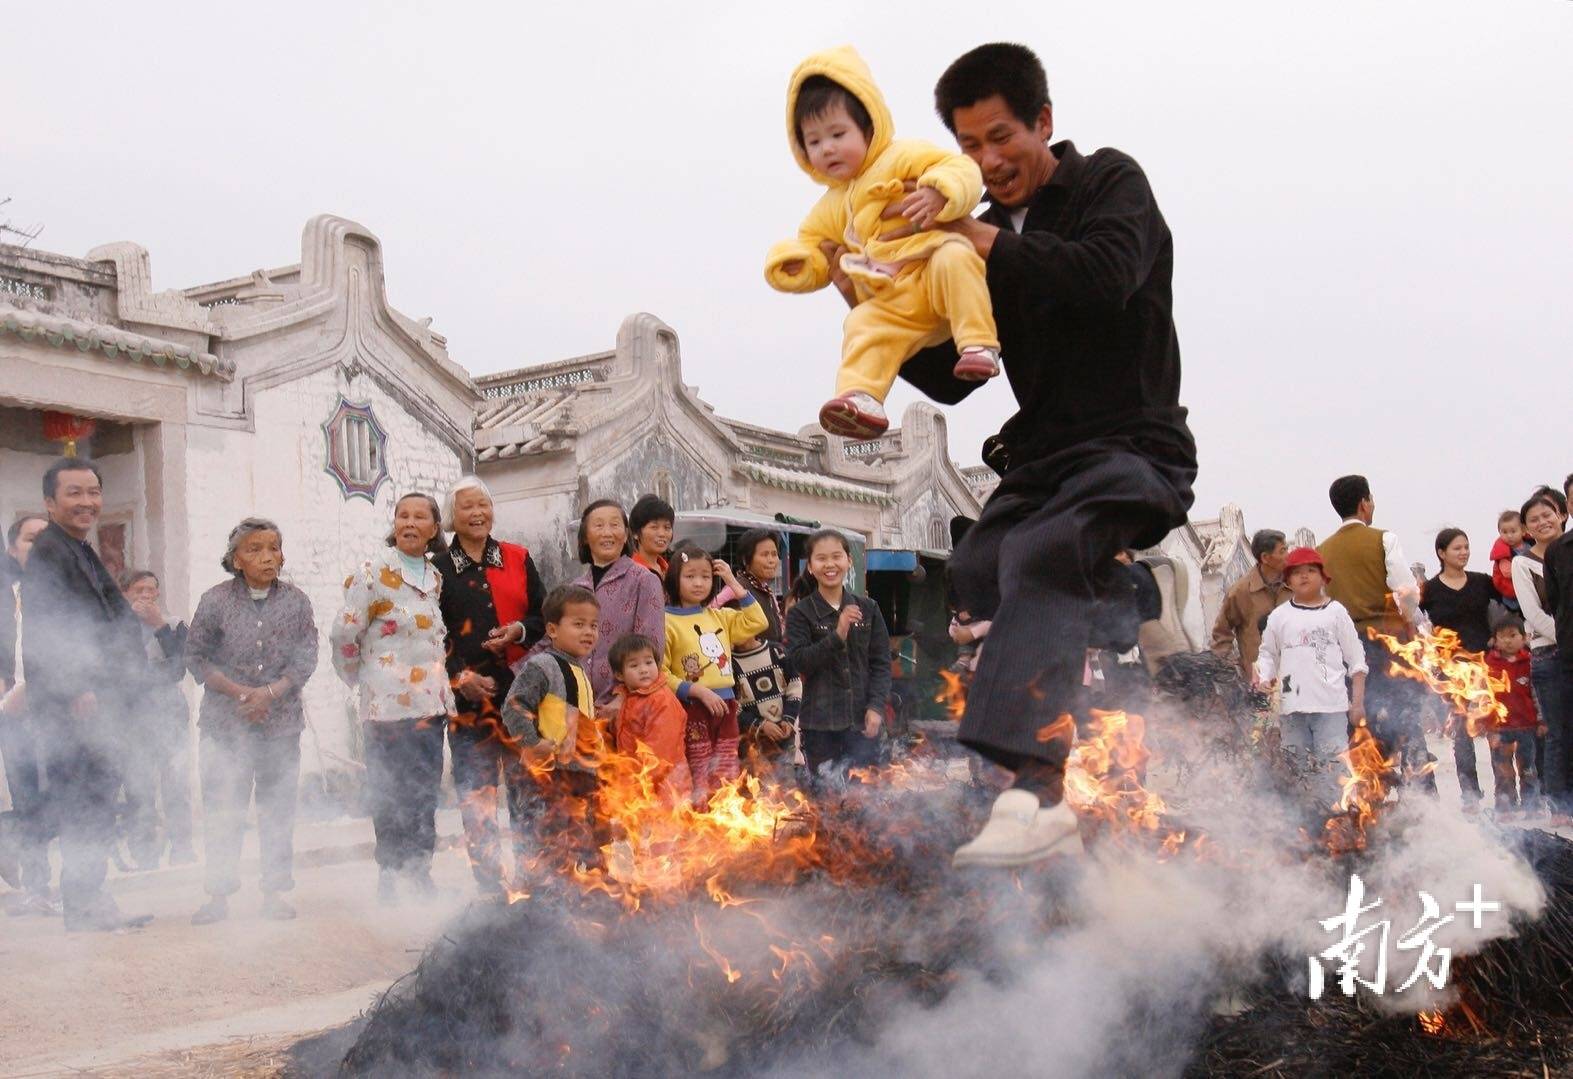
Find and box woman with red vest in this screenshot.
[433,475,544,899]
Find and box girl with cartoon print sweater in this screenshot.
[660,543,769,803]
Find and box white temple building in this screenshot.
[3,213,1287,779]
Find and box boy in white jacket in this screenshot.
[1255,547,1367,804]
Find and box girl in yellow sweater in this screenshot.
[661,543,769,803]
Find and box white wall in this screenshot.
[185,365,463,768]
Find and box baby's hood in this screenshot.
[785,45,894,185]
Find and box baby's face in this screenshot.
[1499,520,1525,548]
[800,102,869,181]
[619,651,662,692]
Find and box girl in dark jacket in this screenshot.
[784,530,889,780]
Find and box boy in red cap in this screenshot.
[1254,547,1368,804]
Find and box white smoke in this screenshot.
[771,706,1548,1079]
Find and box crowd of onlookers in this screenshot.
[5,458,1572,932]
[0,459,892,931]
[1210,473,1573,824]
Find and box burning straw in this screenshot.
[325,659,1562,1077]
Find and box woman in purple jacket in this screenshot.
[570,499,666,719]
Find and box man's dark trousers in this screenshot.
[41,717,121,921]
[949,439,1194,782]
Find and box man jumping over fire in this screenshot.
[887,43,1197,867]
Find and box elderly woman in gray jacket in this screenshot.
[186,518,318,925]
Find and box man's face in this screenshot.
[7,518,47,569]
[44,468,102,539]
[949,95,1055,208]
[1260,542,1288,577]
[124,576,159,607]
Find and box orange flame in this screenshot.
[1322,720,1397,856]
[1060,710,1179,847]
[1372,627,1509,738]
[934,669,968,721]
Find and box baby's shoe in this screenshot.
[819,391,888,439]
[953,346,1001,381]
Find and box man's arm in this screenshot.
[1381,532,1424,627]
[1208,588,1240,659]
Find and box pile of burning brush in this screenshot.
[316,630,1573,1077]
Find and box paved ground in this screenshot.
[1,811,476,1078]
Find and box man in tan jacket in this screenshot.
[1210,530,1289,677]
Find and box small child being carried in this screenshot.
[765,46,1000,440]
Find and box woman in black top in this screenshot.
[785,530,890,784]
[1419,527,1496,811]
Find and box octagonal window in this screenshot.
[322,397,389,501]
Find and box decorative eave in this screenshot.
[738,460,893,506]
[0,302,234,380]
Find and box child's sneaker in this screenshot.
[953,346,1000,382]
[819,391,888,439]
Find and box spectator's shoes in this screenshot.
[952,789,1083,868]
[191,896,228,925]
[952,346,1001,382]
[261,893,297,921]
[66,900,152,933]
[818,392,888,439]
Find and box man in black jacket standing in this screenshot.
[21,457,152,930]
[890,44,1197,866]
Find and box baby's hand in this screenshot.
[893,186,947,231]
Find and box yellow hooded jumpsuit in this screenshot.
[764,46,999,403]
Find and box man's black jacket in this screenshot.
[903,140,1193,474]
[20,521,145,708]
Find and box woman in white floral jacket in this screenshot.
[331,492,456,903]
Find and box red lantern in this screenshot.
[41,411,97,456]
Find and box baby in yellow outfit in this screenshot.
[765,46,1000,440]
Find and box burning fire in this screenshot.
[519,740,819,911]
[1322,720,1397,856]
[1371,627,1509,738]
[1063,710,1169,837]
[934,668,967,721]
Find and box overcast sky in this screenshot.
[9,1,1571,571]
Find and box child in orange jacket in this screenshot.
[610,633,692,804]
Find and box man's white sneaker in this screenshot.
[952,789,1083,868]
